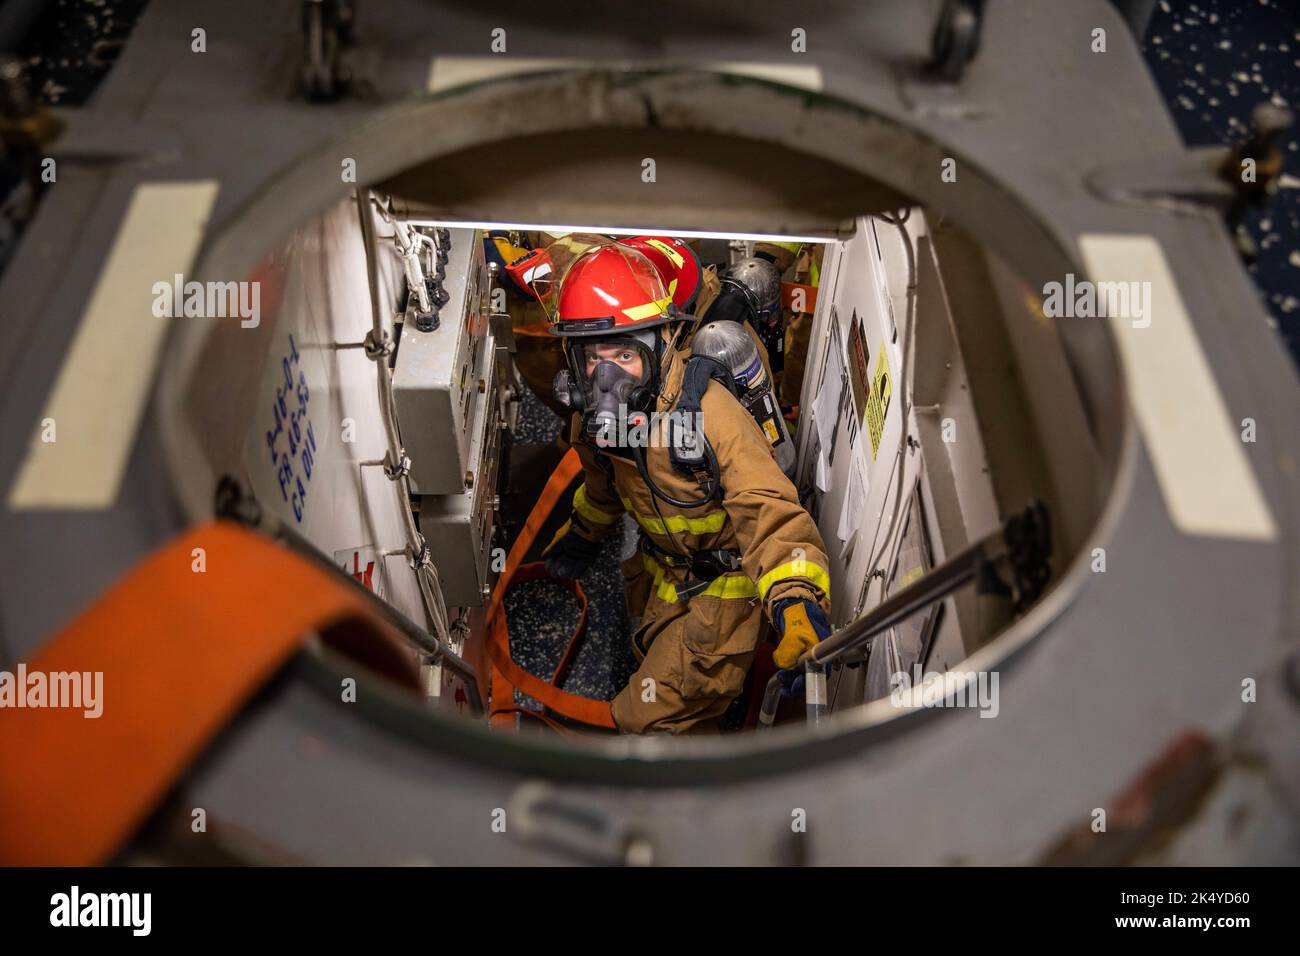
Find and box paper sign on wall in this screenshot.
[866,345,893,460]
[836,454,868,558]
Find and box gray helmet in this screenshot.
[721,257,781,316]
[691,320,766,388]
[690,320,796,478]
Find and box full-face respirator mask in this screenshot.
[552,330,661,447]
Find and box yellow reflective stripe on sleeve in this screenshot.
[573,484,619,525]
[641,554,757,604]
[756,559,831,601]
[620,496,727,535]
[621,296,673,322]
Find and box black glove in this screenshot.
[543,523,603,580]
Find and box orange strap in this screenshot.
[0,520,414,866]
[485,448,617,729]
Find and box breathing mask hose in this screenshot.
[630,440,721,509]
[622,324,723,508]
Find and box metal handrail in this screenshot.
[759,501,1050,728]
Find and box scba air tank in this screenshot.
[691,320,796,478]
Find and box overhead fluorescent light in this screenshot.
[400,219,835,244]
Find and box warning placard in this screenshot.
[866,346,892,459]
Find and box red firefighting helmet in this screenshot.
[619,235,703,310]
[551,242,677,337]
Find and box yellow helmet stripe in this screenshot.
[621,295,673,322]
[646,238,684,268]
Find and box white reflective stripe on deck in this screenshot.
[7,180,220,511]
[1079,233,1276,541]
[428,57,822,94]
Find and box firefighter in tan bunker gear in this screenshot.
[539,238,832,734]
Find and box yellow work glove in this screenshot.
[773,599,832,670]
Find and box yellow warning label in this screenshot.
[763,418,780,444]
[866,346,892,459]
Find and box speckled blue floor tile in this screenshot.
[513,379,566,446]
